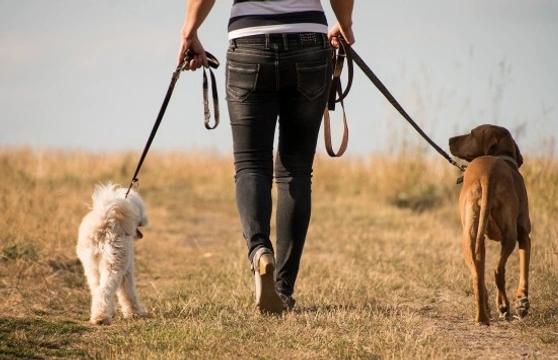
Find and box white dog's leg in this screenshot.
[77,248,100,295]
[117,270,147,317]
[117,243,147,317]
[90,245,126,325]
[77,247,106,323]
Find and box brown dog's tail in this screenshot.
[475,176,492,260]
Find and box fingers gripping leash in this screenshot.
[180,49,220,70]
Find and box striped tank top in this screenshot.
[228,0,328,40]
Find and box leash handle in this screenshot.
[180,49,220,70]
[125,49,221,197]
[202,66,220,129]
[323,39,352,157]
[327,41,354,111]
[180,49,220,130]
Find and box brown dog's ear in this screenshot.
[482,131,499,156]
[483,125,524,167]
[514,141,524,168]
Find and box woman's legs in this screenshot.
[226,34,332,310]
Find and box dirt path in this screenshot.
[419,291,558,359]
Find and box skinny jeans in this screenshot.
[226,33,333,297]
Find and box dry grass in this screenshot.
[1,148,557,359]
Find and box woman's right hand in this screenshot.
[328,22,355,49]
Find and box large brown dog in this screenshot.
[448,124,531,325]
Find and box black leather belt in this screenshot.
[232,32,328,47]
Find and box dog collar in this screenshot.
[498,155,519,169]
[456,155,518,185]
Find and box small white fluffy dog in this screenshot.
[77,182,149,325]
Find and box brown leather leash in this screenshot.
[323,41,351,157]
[125,50,220,198]
[324,39,467,174]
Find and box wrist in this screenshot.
[181,26,197,40]
[338,19,352,30]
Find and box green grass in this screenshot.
[0,317,88,359]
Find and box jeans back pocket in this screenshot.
[296,59,329,101]
[226,60,259,102]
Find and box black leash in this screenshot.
[125,50,220,198]
[327,39,467,173]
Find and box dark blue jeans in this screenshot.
[226,33,333,298]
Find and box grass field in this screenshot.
[1,148,557,359]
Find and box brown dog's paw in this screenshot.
[498,304,511,320]
[498,310,512,321]
[475,313,491,326]
[516,297,530,318]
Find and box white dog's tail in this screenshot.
[91,183,138,238]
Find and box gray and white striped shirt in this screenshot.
[228,0,328,40]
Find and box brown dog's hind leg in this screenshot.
[494,237,515,319]
[475,241,490,325]
[461,196,491,325]
[516,232,531,318]
[462,229,490,325]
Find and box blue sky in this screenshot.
[1,1,557,157]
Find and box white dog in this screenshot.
[77,182,149,325]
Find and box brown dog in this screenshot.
[448,124,531,325]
